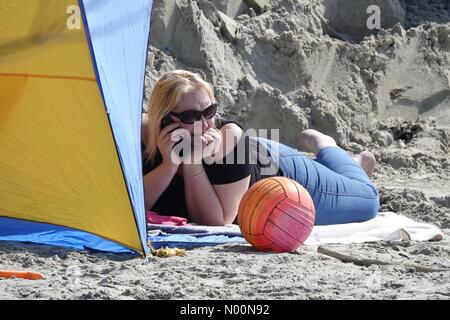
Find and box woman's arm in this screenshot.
[141,113,181,211]
[212,175,251,223]
[143,163,178,210]
[183,163,225,225]
[183,123,250,225]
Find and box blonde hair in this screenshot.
[144,70,216,165]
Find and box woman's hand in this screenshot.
[182,128,222,164]
[157,122,187,168]
[202,128,222,162]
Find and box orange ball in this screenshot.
[238,177,315,253]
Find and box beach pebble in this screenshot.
[371,130,394,147]
[244,0,270,13]
[218,11,242,42]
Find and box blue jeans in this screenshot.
[256,138,379,225]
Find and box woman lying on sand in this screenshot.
[141,70,379,226]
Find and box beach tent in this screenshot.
[0,0,154,255]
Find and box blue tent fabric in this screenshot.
[0,217,246,252]
[0,1,154,255]
[79,0,153,255]
[0,217,131,253]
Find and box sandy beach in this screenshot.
[0,226,449,300]
[1,0,449,300]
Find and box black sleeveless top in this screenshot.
[142,120,280,220]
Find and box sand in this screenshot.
[1,234,449,300]
[1,0,449,300]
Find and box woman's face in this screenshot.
[170,88,215,135]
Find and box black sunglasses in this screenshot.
[170,103,218,124]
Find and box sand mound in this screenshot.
[323,0,405,42]
[146,0,449,143]
[145,0,450,229]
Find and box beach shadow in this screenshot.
[322,0,450,43]
[209,243,303,255]
[398,0,450,29]
[322,0,404,43]
[210,243,262,254]
[0,241,138,262]
[417,90,450,114]
[395,89,450,114]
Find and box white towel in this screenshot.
[304,211,444,245]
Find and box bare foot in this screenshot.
[299,129,337,155]
[354,151,376,178]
